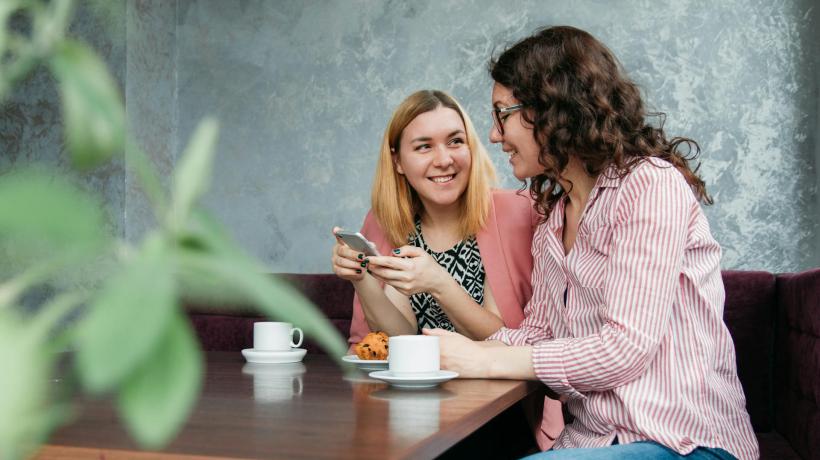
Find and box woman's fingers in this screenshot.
[422,327,457,337]
[391,245,425,257]
[336,242,366,262]
[365,255,410,270]
[366,265,407,283]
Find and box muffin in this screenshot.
[355,331,389,360]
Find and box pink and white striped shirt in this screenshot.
[489,158,759,460]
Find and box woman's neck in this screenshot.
[558,156,597,209]
[418,200,462,251]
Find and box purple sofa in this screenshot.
[187,269,820,460]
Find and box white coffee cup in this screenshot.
[253,322,304,351]
[388,335,440,376]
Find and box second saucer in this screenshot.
[241,348,307,364]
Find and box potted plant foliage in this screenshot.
[0,2,347,458]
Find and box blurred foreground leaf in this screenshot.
[75,234,175,393]
[0,168,110,262]
[49,40,124,169]
[118,313,202,449]
[170,119,218,231]
[177,212,347,359]
[0,309,51,460]
[0,291,77,460]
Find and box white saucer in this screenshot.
[368,370,458,389]
[241,348,307,364]
[342,354,388,371]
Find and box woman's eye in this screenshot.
[448,137,465,146]
[414,144,431,151]
[500,113,512,122]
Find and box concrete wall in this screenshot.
[2,0,818,274]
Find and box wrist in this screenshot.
[429,270,456,299]
[484,346,502,378]
[352,274,376,290]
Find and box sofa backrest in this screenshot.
[278,274,355,352]
[773,268,820,459]
[721,270,777,432]
[186,274,354,354]
[186,270,814,443]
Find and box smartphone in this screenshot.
[335,230,381,256]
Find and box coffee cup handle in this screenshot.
[290,327,304,348]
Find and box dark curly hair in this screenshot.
[489,26,712,218]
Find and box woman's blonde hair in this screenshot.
[371,90,497,247]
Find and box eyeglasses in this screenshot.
[492,104,525,136]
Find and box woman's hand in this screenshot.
[423,328,490,378]
[330,227,366,282]
[365,246,449,296]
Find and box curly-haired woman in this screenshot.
[425,27,758,460]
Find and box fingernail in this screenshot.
[366,269,372,275]
[360,261,366,267]
[357,253,363,260]
[392,248,400,254]
[356,269,362,274]
[363,258,369,264]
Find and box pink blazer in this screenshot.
[348,189,536,344]
[347,189,563,450]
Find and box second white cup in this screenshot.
[388,335,440,376]
[253,322,304,351]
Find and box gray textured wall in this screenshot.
[2,0,818,275]
[0,2,127,238]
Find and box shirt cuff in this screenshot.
[532,340,587,400]
[487,327,531,346]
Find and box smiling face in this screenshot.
[489,82,546,180]
[394,106,472,214]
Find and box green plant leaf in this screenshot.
[118,312,202,449]
[0,309,56,460]
[49,39,124,169]
[75,233,175,393]
[177,247,347,360]
[125,139,168,222]
[179,211,347,356]
[177,210,347,358]
[169,118,219,231]
[0,168,110,260]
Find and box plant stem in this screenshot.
[0,0,74,101]
[125,138,169,224]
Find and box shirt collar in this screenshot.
[544,165,621,231]
[595,164,622,189]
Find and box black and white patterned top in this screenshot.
[408,218,485,333]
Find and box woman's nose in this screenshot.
[489,124,502,144]
[432,146,453,167]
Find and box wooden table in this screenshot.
[36,352,544,459]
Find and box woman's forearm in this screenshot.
[353,276,416,336]
[486,345,537,380]
[431,277,505,340]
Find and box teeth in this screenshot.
[431,175,454,183]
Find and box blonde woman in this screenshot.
[331,89,562,450]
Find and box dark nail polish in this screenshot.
[392,248,400,254]
[357,253,363,260]
[367,269,372,275]
[360,261,366,267]
[363,258,369,264]
[356,269,362,274]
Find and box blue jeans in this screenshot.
[522,441,737,460]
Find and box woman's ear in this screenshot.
[391,148,404,175]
